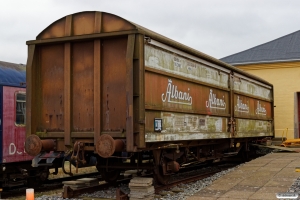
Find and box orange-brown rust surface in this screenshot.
[40,44,65,131]
[37,12,136,40]
[234,94,272,120]
[25,135,42,156]
[72,41,94,131]
[145,71,230,116]
[101,37,127,132]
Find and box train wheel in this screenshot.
[96,157,121,183]
[154,166,171,185]
[152,150,172,185]
[97,168,121,183]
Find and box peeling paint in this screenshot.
[145,112,228,142]
[236,118,273,137]
[145,44,229,88]
[233,77,272,100]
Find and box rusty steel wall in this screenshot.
[233,94,272,120]
[101,37,127,132]
[36,38,128,133]
[72,41,94,131]
[145,72,230,116]
[39,44,65,131]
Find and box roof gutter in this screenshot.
[228,59,300,66]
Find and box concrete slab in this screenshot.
[257,167,282,172]
[256,186,288,193]
[209,179,242,191]
[249,186,287,200]
[239,177,270,187]
[286,161,300,167]
[192,189,227,198]
[265,179,293,187]
[217,198,246,200]
[269,159,294,164]
[243,163,268,167]
[248,192,280,200]
[188,196,217,200]
[220,190,255,199]
[218,174,245,181]
[230,185,260,192]
[264,154,286,158]
[278,153,300,157]
[275,157,298,160]
[187,153,300,200]
[264,163,288,168]
[247,160,271,165]
[221,171,254,179]
[236,166,261,171]
[250,170,277,177]
[271,177,297,182]
[274,168,300,178]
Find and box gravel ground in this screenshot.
[287,177,300,199]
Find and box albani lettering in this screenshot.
[256,101,267,115]
[206,89,226,110]
[235,96,249,113]
[161,79,192,105]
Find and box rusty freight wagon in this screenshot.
[25,11,274,184]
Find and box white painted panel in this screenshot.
[145,44,229,88]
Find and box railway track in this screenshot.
[1,172,101,199]
[62,162,240,199]
[4,153,266,199]
[155,164,238,194]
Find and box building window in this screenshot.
[16,93,26,125]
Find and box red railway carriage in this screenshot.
[0,61,35,187]
[0,61,28,163]
[0,61,52,188]
[25,11,274,184]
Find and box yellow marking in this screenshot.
[281,138,300,147]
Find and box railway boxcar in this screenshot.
[25,11,274,184]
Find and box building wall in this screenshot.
[236,61,300,139]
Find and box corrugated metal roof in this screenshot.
[0,61,26,87]
[221,30,300,65]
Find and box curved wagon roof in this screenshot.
[0,60,26,87]
[27,11,272,86]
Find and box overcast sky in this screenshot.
[1,0,300,64]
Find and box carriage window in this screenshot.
[16,93,26,125]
